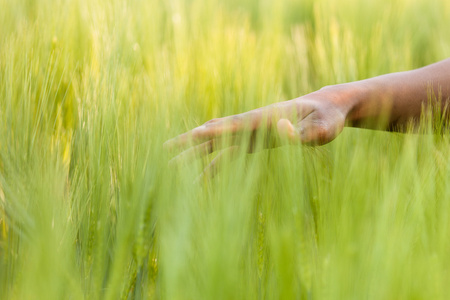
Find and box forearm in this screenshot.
[327,58,450,130]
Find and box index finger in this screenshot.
[163,104,292,151]
[163,115,247,151]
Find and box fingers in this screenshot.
[194,145,241,183]
[163,124,217,151]
[168,137,236,166]
[168,139,215,167]
[165,99,336,164]
[277,116,340,146]
[276,118,300,144]
[163,101,313,151]
[164,115,248,151]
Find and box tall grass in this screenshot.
[0,0,450,299]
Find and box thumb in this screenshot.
[277,118,301,144]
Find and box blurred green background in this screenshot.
[0,0,450,299]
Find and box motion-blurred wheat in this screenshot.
[1,0,450,299]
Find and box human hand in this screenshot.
[164,88,351,180]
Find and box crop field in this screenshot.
[1,0,450,299]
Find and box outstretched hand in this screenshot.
[165,59,450,180]
[164,89,350,180]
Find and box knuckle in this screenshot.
[204,118,220,125]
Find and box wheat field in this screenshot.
[1,0,450,299]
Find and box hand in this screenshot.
[164,89,350,180]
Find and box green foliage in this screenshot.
[0,0,450,299]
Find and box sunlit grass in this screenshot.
[0,0,450,299]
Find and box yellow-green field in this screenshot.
[1,0,450,299]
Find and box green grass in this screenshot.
[1,0,450,299]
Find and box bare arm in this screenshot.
[326,58,450,130]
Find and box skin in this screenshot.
[165,58,450,178]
